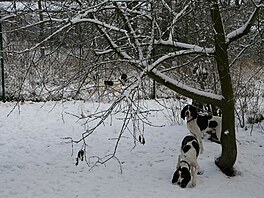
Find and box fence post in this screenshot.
[0,18,5,102]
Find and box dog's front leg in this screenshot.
[191,166,197,186]
[191,163,200,187]
[216,128,222,143]
[195,133,204,154]
[176,155,181,168]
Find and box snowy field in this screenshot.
[0,100,264,198]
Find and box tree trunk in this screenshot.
[210,1,237,175]
[38,0,45,57]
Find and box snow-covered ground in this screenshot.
[0,101,263,198]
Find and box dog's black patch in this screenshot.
[209,120,218,128]
[196,115,212,131]
[172,169,180,184]
[172,167,191,188]
[183,145,191,153]
[181,105,189,119]
[179,167,191,188]
[181,135,199,156]
[189,105,198,119]
[104,80,114,86]
[181,135,197,149]
[181,105,198,120]
[208,133,221,144]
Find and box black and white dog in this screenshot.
[181,105,222,153]
[172,135,200,188]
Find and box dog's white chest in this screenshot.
[187,120,200,134]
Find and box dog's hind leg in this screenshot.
[189,126,204,154]
[215,117,222,142]
[216,127,221,143]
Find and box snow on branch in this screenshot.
[15,22,71,54]
[92,14,146,71]
[161,0,192,40]
[71,18,127,33]
[151,49,205,69]
[96,22,132,61]
[95,48,114,55]
[4,19,54,34]
[0,14,16,22]
[155,39,215,55]
[226,5,261,44]
[114,2,144,60]
[147,68,224,107]
[48,15,127,34]
[169,3,191,40]
[12,15,127,54]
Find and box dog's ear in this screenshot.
[179,168,191,188]
[172,169,180,184]
[181,106,187,120]
[190,105,198,119]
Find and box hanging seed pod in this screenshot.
[142,137,145,145]
[75,158,79,166]
[138,135,145,145]
[76,149,85,166]
[77,149,85,161]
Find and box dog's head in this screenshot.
[172,166,191,188]
[181,105,198,121]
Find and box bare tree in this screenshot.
[1,0,263,175]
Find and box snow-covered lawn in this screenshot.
[0,101,263,198]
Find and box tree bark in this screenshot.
[210,0,237,175]
[38,0,45,57]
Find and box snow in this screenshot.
[0,100,264,198]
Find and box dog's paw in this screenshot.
[198,170,204,175]
[208,136,221,144]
